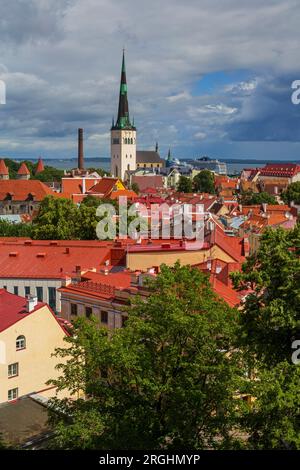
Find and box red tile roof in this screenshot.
[0,180,59,201]
[0,240,112,279]
[88,178,119,197]
[17,162,30,175]
[0,159,9,175]
[59,270,132,301]
[259,163,300,178]
[35,158,45,174]
[110,189,137,200]
[0,289,68,334]
[61,177,101,195]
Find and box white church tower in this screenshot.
[111,51,136,180]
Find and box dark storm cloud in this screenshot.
[226,75,300,142]
[0,0,300,158]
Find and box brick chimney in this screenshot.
[78,128,84,170]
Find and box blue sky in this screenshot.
[0,0,300,162]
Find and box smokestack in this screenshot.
[78,128,84,170]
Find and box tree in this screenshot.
[32,165,64,182]
[193,170,215,194]
[48,263,242,450]
[131,182,139,194]
[177,176,192,193]
[0,219,33,237]
[231,224,300,449]
[240,190,276,205]
[32,196,79,239]
[281,181,300,205]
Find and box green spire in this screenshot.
[167,148,171,160]
[112,50,135,130]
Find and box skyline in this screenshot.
[0,0,300,161]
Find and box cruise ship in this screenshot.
[185,156,227,175]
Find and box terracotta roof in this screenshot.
[89,178,119,197]
[17,162,30,175]
[110,189,137,200]
[59,270,132,301]
[0,240,111,279]
[61,177,101,195]
[0,289,44,332]
[0,159,9,175]
[35,158,45,174]
[259,163,300,178]
[0,180,59,201]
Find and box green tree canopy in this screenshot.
[48,263,242,450]
[177,175,193,193]
[240,190,276,205]
[281,181,300,205]
[231,224,300,449]
[32,196,79,239]
[193,170,215,194]
[0,219,33,237]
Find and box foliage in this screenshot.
[232,224,300,449]
[193,170,215,194]
[131,182,140,194]
[48,263,242,450]
[32,196,79,239]
[281,182,300,205]
[32,165,64,182]
[0,219,33,237]
[177,175,192,193]
[240,190,276,205]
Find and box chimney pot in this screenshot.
[26,295,38,313]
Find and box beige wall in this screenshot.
[60,293,126,329]
[0,305,69,404]
[111,129,137,180]
[126,246,236,271]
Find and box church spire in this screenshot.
[112,50,135,130]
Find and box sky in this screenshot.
[0,0,300,162]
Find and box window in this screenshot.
[48,287,56,311]
[8,363,19,378]
[71,303,78,316]
[85,306,92,318]
[3,286,7,290]
[101,311,108,324]
[16,335,26,350]
[8,388,18,401]
[25,286,30,296]
[121,315,127,327]
[13,286,18,295]
[36,286,43,302]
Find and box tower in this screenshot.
[111,50,136,181]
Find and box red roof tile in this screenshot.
[0,240,112,279]
[35,158,45,174]
[0,180,59,202]
[0,159,8,175]
[17,162,30,175]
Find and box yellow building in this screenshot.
[0,289,70,404]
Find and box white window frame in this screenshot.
[8,362,19,378]
[8,388,18,401]
[16,335,26,350]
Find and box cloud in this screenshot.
[0,0,300,159]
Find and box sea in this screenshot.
[7,157,300,176]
